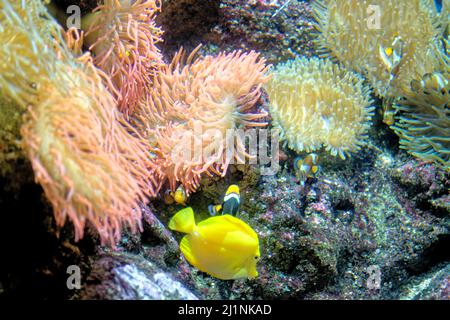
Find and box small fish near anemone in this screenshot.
[393,71,450,168]
[169,207,260,280]
[171,185,188,206]
[208,184,241,216]
[294,154,320,185]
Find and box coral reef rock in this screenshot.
[76,252,198,300]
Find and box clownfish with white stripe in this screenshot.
[169,185,187,206]
[208,185,241,216]
[294,154,320,185]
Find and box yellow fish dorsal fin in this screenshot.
[169,207,196,234]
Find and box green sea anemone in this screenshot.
[392,44,450,168]
[266,57,374,160]
[312,0,446,99]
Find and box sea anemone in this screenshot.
[132,47,270,195]
[82,0,164,114]
[0,0,66,176]
[0,95,25,179]
[21,66,160,246]
[392,39,450,168]
[0,0,158,246]
[312,0,450,166]
[0,0,69,106]
[312,0,446,99]
[266,57,374,159]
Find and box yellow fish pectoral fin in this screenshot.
[230,260,258,280]
[169,207,195,234]
[231,267,249,280]
[311,165,319,174]
[179,236,200,268]
[246,260,259,279]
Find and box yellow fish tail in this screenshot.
[169,207,196,234]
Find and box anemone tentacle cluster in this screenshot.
[266,57,374,159]
[0,0,272,245]
[132,47,270,195]
[82,0,164,114]
[392,50,450,168]
[0,0,159,246]
[312,0,450,168]
[312,0,446,99]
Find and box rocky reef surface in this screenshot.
[0,122,447,299]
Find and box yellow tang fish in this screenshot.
[169,207,260,280]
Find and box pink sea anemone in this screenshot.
[82,0,164,114]
[132,47,270,195]
[20,57,161,246]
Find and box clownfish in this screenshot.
[379,35,404,99]
[294,154,320,185]
[163,189,175,205]
[170,185,187,206]
[169,207,260,280]
[208,184,240,216]
[379,35,403,76]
